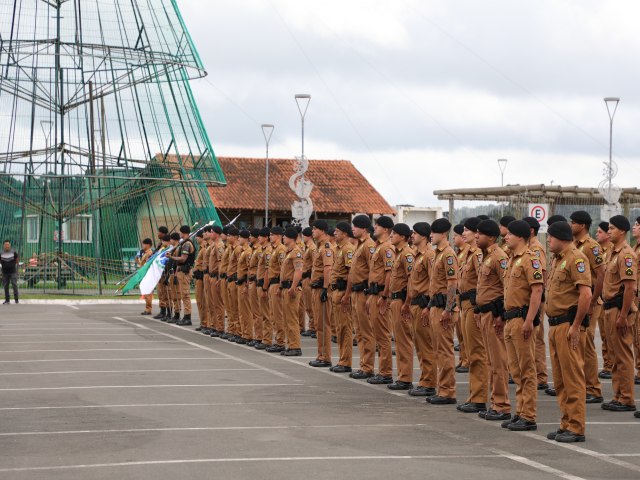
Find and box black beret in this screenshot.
[499,215,516,227]
[392,223,411,238]
[158,226,169,234]
[179,225,191,234]
[170,232,180,241]
[508,220,531,239]
[464,217,481,232]
[195,231,203,238]
[522,216,540,230]
[227,227,239,236]
[376,215,394,229]
[203,226,212,233]
[547,215,567,225]
[335,222,352,236]
[477,215,490,221]
[547,221,573,241]
[413,222,431,238]
[259,227,270,237]
[432,218,452,234]
[569,210,591,225]
[284,227,298,239]
[239,230,250,239]
[313,220,329,232]
[635,216,640,225]
[162,234,171,242]
[327,227,335,237]
[249,228,260,238]
[609,215,630,232]
[477,219,500,237]
[295,225,302,234]
[453,224,464,235]
[598,221,609,232]
[222,226,230,235]
[212,225,222,234]
[270,226,284,236]
[352,215,372,229]
[302,227,313,237]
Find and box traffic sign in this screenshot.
[528,203,549,233]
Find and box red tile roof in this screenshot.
[209,157,394,215]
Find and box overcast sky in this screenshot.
[179,0,640,207]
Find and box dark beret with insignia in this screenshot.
[413,222,431,238]
[499,215,516,227]
[392,223,411,239]
[432,218,452,234]
[227,227,239,237]
[352,214,372,229]
[477,219,500,238]
[453,224,464,235]
[239,230,250,239]
[313,220,329,232]
[477,214,490,221]
[507,220,531,239]
[522,216,540,231]
[569,210,591,226]
[170,232,180,241]
[212,225,223,234]
[335,222,353,236]
[327,227,335,237]
[376,215,394,229]
[302,227,313,237]
[547,221,573,241]
[547,214,567,225]
[259,227,270,237]
[270,226,284,236]
[598,221,609,232]
[250,228,260,238]
[284,227,298,239]
[464,217,481,232]
[609,215,630,232]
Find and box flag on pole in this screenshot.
[139,247,173,295]
[119,247,171,295]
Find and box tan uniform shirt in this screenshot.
[545,245,592,317]
[429,243,458,296]
[504,245,544,310]
[258,244,271,284]
[219,244,230,277]
[460,245,483,294]
[281,245,304,281]
[227,244,241,277]
[311,240,334,284]
[368,239,394,286]
[389,243,414,293]
[476,243,508,305]
[237,244,252,280]
[330,239,354,284]
[349,236,375,285]
[303,241,316,275]
[575,234,604,287]
[249,245,261,279]
[409,245,435,297]
[268,242,287,281]
[208,240,224,276]
[603,242,638,300]
[528,236,547,271]
[194,242,208,273]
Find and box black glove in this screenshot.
[320,288,328,303]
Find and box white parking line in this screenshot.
[0,401,312,411]
[0,340,181,344]
[0,348,194,353]
[493,449,585,480]
[0,357,226,363]
[0,383,303,392]
[66,305,80,310]
[0,333,166,337]
[0,368,260,376]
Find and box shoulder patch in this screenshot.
[386,250,393,258]
[369,246,376,254]
[347,252,354,259]
[499,258,508,269]
[406,254,413,263]
[624,256,633,268]
[575,259,585,273]
[296,252,302,258]
[532,259,540,269]
[626,268,634,276]
[533,271,543,280]
[446,255,454,265]
[592,246,600,256]
[326,251,332,257]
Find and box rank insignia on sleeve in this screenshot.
[386,261,393,268]
[626,268,634,276]
[325,243,331,249]
[576,259,585,273]
[532,259,540,269]
[592,246,600,256]
[533,271,543,280]
[446,255,454,265]
[326,251,332,257]
[595,256,603,265]
[369,247,376,254]
[406,255,413,263]
[347,252,353,259]
[625,256,633,268]
[296,252,302,258]
[408,265,413,272]
[499,258,507,269]
[386,250,393,258]
[447,268,455,276]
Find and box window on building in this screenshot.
[26,215,39,243]
[63,215,92,243]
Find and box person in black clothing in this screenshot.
[1,240,19,304]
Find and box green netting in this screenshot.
[0,0,225,293]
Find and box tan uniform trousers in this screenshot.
[227,281,239,335]
[312,288,333,362]
[549,322,587,436]
[598,306,614,371]
[249,282,261,341]
[157,279,168,309]
[481,311,511,413]
[461,300,488,403]
[504,317,537,422]
[634,311,640,377]
[430,306,456,398]
[584,303,603,397]
[195,278,206,326]
[203,276,212,328]
[391,299,414,383]
[219,279,229,332]
[283,288,302,349]
[176,271,192,315]
[143,294,153,314]
[411,305,436,388]
[302,278,315,331]
[353,291,375,374]
[170,274,180,313]
[298,296,306,332]
[269,283,285,346]
[260,287,273,346]
[454,309,468,368]
[209,277,224,331]
[603,307,635,406]
[332,290,353,367]
[370,295,393,377]
[535,303,548,384]
[238,284,252,340]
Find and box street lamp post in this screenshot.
[295,94,311,168]
[497,158,508,187]
[604,97,620,194]
[261,124,274,227]
[292,94,313,227]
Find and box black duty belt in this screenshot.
[352,281,368,292]
[459,289,477,305]
[366,282,382,296]
[280,280,293,289]
[226,273,237,283]
[390,289,407,301]
[475,297,504,317]
[330,278,347,291]
[548,306,589,328]
[268,276,280,286]
[257,279,264,287]
[603,295,623,310]
[302,271,311,279]
[311,280,323,289]
[411,294,430,308]
[428,293,446,309]
[236,275,247,285]
[210,272,219,279]
[503,305,540,326]
[248,275,257,282]
[220,273,227,279]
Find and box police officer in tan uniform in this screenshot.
[453,224,469,373]
[247,228,262,346]
[279,227,304,356]
[175,225,195,326]
[265,226,287,353]
[501,220,544,431]
[596,221,615,379]
[544,221,592,443]
[475,219,511,421]
[218,227,231,338]
[255,228,272,350]
[570,211,605,404]
[329,222,355,373]
[193,231,209,330]
[345,215,376,380]
[301,227,316,337]
[523,216,549,391]
[366,216,395,384]
[387,223,415,389]
[309,220,334,367]
[426,218,458,405]
[601,215,637,413]
[404,222,436,396]
[207,226,225,337]
[224,228,241,339]
[499,216,516,258]
[236,230,253,344]
[630,217,640,386]
[457,217,488,413]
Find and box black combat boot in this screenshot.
[153,308,166,320]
